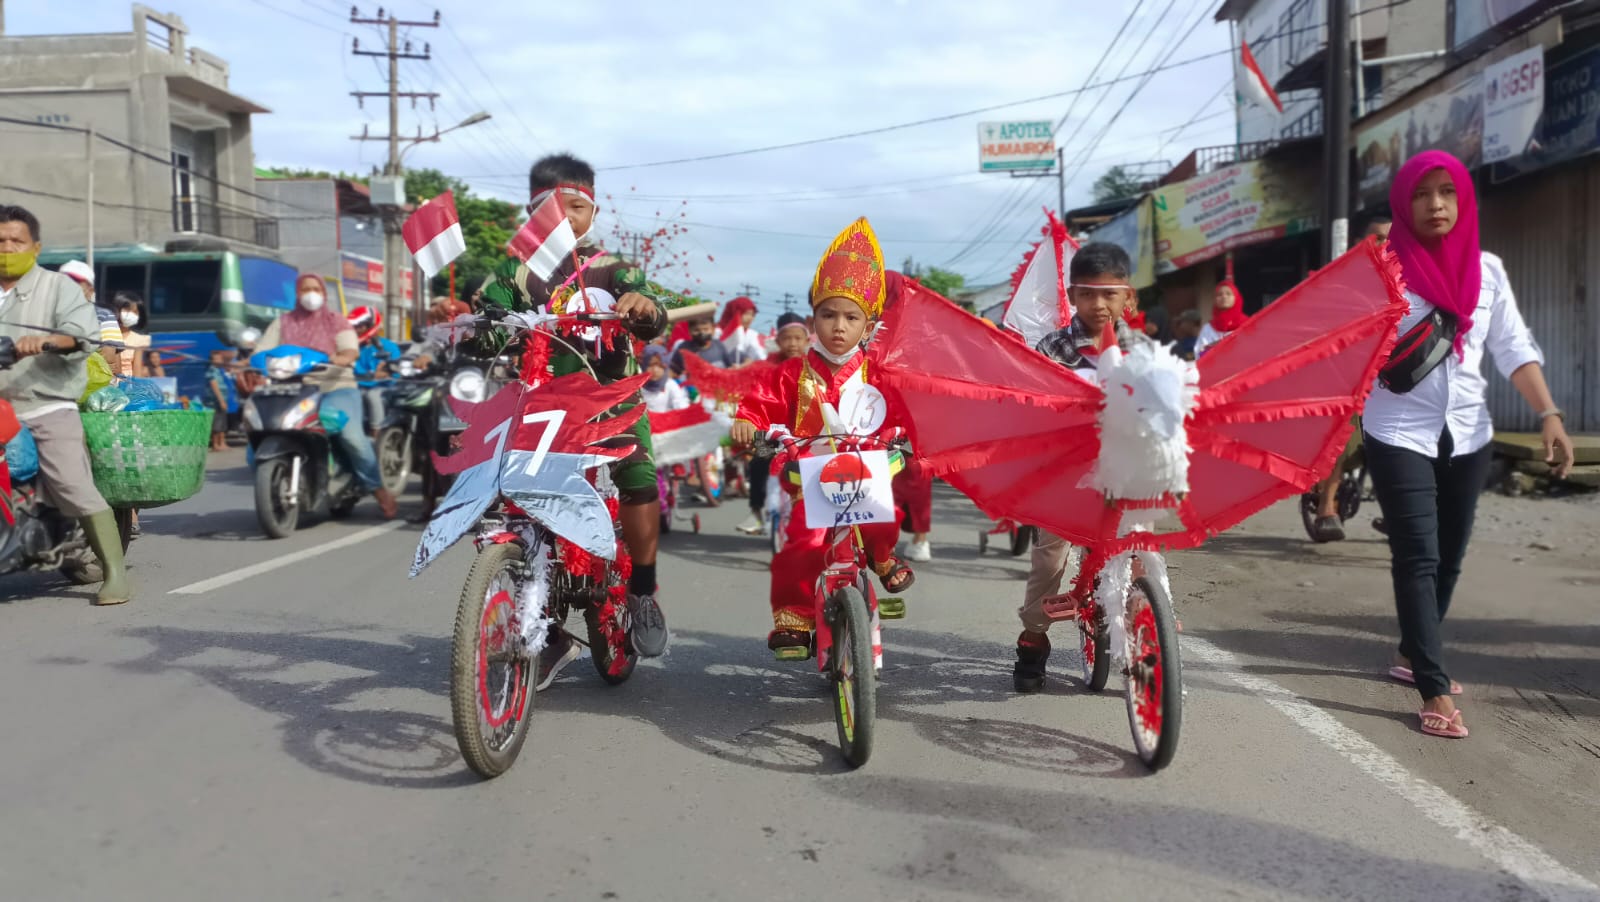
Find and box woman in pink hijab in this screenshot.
[1363,151,1572,739]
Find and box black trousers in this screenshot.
[747,454,771,514]
[1364,429,1493,700]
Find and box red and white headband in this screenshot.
[530,182,596,207]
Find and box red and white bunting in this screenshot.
[507,192,578,281]
[401,191,466,279]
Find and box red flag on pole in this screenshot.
[1237,38,1284,113]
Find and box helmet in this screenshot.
[347,305,382,341]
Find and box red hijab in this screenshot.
[279,274,350,356]
[1388,150,1481,355]
[1210,278,1247,332]
[719,296,757,340]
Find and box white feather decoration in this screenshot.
[517,540,556,654]
[1087,342,1200,500]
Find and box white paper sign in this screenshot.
[1484,45,1545,163]
[800,450,896,529]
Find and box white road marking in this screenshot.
[1185,637,1600,901]
[168,521,407,596]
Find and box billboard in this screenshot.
[1093,196,1156,289]
[1493,44,1600,182]
[1151,159,1318,274]
[339,251,414,301]
[1483,45,1546,163]
[1355,70,1485,204]
[1452,0,1557,51]
[978,121,1056,172]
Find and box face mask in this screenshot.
[299,291,326,312]
[119,312,140,328]
[0,251,37,279]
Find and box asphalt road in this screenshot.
[1,449,1596,902]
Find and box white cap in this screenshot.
[59,260,95,286]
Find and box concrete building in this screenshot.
[0,5,277,253]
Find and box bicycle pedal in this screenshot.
[878,597,906,620]
[772,646,811,662]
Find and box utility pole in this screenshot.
[737,283,761,299]
[1324,0,1352,264]
[780,292,797,315]
[350,6,438,338]
[85,124,94,270]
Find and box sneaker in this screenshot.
[736,514,764,535]
[1013,630,1050,693]
[535,632,580,692]
[627,593,670,657]
[905,539,932,562]
[1311,515,1346,543]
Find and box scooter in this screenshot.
[241,345,367,538]
[0,336,120,585]
[374,358,441,498]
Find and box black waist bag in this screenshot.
[1379,309,1457,394]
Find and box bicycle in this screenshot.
[753,428,909,768]
[978,518,1035,557]
[1038,501,1183,771]
[413,303,711,779]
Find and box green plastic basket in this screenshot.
[82,409,213,508]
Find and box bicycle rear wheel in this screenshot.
[1124,575,1182,770]
[450,542,534,779]
[826,586,876,768]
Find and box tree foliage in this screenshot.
[917,267,966,300]
[403,169,519,300]
[1092,165,1148,203]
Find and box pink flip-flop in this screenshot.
[1419,709,1469,738]
[1387,665,1463,695]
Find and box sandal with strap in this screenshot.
[1418,709,1469,738]
[768,629,813,661]
[876,557,916,594]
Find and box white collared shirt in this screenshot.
[1364,252,1543,458]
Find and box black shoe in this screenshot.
[535,631,580,692]
[1311,515,1346,543]
[1372,517,1388,536]
[1013,630,1050,693]
[627,593,670,657]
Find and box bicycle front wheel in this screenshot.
[1124,575,1182,770]
[450,542,534,779]
[826,586,877,768]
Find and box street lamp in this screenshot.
[382,110,492,338]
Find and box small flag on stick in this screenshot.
[402,191,467,278]
[507,193,578,281]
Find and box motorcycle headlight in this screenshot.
[282,397,319,430]
[242,401,263,431]
[266,355,301,381]
[449,367,487,403]
[398,359,417,377]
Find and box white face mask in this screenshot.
[119,311,140,328]
[299,291,326,312]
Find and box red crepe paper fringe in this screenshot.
[878,369,1101,415]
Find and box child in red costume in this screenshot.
[731,218,916,653]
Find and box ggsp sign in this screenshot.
[978,121,1056,172]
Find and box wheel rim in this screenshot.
[271,462,295,524]
[380,431,407,485]
[833,624,857,746]
[475,568,530,751]
[1127,596,1164,751]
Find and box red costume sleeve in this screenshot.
[734,356,803,431]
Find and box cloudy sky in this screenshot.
[8,0,1238,322]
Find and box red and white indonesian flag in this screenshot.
[1237,38,1284,113]
[507,192,577,281]
[1002,209,1076,350]
[401,191,467,279]
[648,403,733,467]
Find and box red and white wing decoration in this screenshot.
[1001,209,1079,350]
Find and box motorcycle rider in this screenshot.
[0,205,131,605]
[248,273,398,519]
[348,305,400,437]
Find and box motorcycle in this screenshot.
[374,358,442,498]
[241,345,369,538]
[0,336,127,586]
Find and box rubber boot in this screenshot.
[80,509,132,606]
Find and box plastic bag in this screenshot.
[119,377,175,412]
[318,407,349,432]
[81,352,113,404]
[4,426,39,484]
[84,385,131,412]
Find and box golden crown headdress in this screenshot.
[809,217,886,318]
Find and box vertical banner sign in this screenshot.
[1483,45,1546,163]
[978,121,1056,172]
